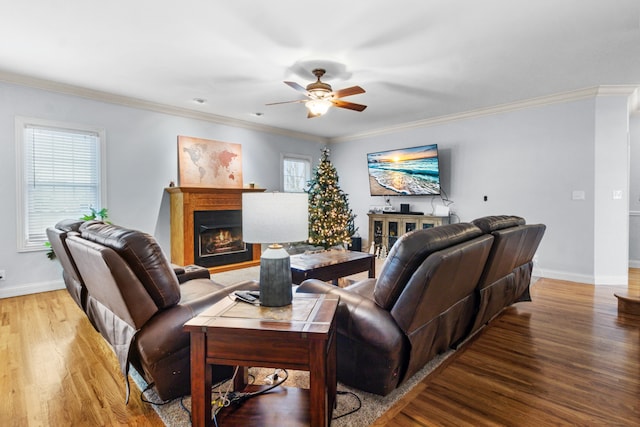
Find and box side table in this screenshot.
[184,292,339,427]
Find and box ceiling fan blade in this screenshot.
[265,99,305,106]
[332,85,365,98]
[284,81,309,94]
[331,99,367,112]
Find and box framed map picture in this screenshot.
[178,136,243,188]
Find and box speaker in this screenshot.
[400,203,410,213]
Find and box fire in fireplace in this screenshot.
[193,210,253,268]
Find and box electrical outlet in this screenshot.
[0,270,5,280]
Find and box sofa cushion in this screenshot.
[374,223,483,310]
[79,221,181,309]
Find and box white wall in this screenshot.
[593,95,630,284]
[330,94,631,285]
[0,81,323,297]
[1,80,634,296]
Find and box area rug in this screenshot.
[130,350,453,427]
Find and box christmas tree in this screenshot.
[307,147,356,249]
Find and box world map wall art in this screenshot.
[177,135,243,188]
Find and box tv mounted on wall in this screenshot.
[367,144,441,196]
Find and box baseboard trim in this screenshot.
[0,280,65,299]
[593,275,629,286]
[535,267,629,286]
[534,268,595,285]
[629,259,640,268]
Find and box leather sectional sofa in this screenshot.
[47,219,258,402]
[297,215,545,396]
[48,215,543,401]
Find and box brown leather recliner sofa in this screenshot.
[47,219,214,329]
[297,216,545,396]
[48,220,257,401]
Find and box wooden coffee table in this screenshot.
[184,293,339,427]
[289,250,376,286]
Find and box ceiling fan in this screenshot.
[267,68,367,118]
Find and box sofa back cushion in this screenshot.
[472,216,545,290]
[47,219,85,287]
[471,215,525,234]
[390,232,494,378]
[374,223,484,310]
[79,221,181,309]
[66,235,158,329]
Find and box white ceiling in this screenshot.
[1,0,640,140]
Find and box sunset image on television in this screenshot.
[367,144,441,196]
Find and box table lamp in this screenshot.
[242,192,309,306]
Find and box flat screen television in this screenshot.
[367,144,441,196]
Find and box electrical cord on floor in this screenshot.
[139,381,177,406]
[332,390,362,420]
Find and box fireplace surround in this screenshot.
[166,187,263,273]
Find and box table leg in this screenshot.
[309,338,329,427]
[190,331,211,427]
[233,365,248,391]
[368,256,376,279]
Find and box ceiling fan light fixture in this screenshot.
[305,99,332,116]
[309,88,331,99]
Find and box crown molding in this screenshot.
[330,85,640,144]
[1,70,636,144]
[0,70,329,144]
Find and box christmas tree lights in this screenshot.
[306,148,356,249]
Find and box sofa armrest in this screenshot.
[171,263,211,283]
[297,279,404,349]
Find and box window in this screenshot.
[281,153,311,193]
[16,117,106,251]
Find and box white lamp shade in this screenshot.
[242,192,309,244]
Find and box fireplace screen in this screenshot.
[193,210,253,268]
[199,225,245,257]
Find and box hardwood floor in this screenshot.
[374,276,640,426]
[1,274,638,426]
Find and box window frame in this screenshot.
[281,153,312,193]
[15,116,107,252]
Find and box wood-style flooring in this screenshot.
[1,272,638,426]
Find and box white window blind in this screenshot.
[17,118,105,251]
[282,155,311,193]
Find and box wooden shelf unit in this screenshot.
[367,212,449,253]
[165,186,264,274]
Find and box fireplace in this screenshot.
[167,186,263,273]
[194,210,253,268]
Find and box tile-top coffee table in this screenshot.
[184,292,339,427]
[289,250,376,286]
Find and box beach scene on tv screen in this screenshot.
[367,144,441,195]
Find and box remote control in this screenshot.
[234,291,258,304]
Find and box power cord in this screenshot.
[226,368,290,406]
[333,390,362,420]
[139,381,176,406]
